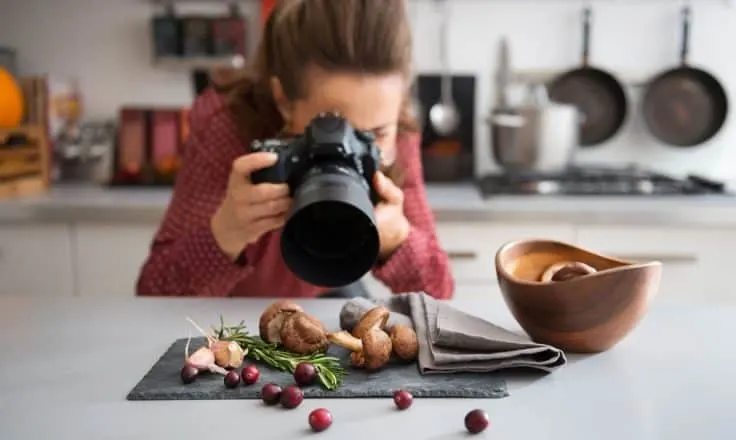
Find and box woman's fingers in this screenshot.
[241,196,292,221]
[373,171,404,205]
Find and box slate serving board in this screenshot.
[127,337,509,400]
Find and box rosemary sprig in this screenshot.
[212,316,346,391]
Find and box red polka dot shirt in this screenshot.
[135,89,454,299]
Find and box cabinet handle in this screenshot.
[610,254,698,264]
[447,251,478,260]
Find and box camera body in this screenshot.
[249,112,384,289]
[250,112,381,205]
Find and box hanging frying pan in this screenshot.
[547,6,628,147]
[641,5,728,148]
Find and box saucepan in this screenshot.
[490,83,580,174]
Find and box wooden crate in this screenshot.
[0,124,51,199]
[0,75,51,200]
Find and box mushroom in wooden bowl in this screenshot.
[494,239,662,353]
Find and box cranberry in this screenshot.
[241,364,260,385]
[464,409,490,434]
[308,408,333,432]
[180,365,198,384]
[393,389,413,410]
[260,383,282,405]
[223,370,240,389]
[293,362,318,386]
[279,384,304,409]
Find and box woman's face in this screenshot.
[273,67,406,167]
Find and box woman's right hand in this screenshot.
[211,152,291,259]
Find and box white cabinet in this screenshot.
[576,226,736,303]
[0,224,75,297]
[363,222,576,300]
[436,222,576,285]
[74,223,156,298]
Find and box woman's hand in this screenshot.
[373,171,410,260]
[211,152,292,259]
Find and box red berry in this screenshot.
[180,365,198,384]
[223,370,240,389]
[241,364,260,385]
[294,362,317,386]
[260,383,282,405]
[393,389,413,410]
[280,384,304,409]
[308,408,333,432]
[464,409,490,434]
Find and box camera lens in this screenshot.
[281,165,380,288]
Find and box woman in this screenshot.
[135,0,454,299]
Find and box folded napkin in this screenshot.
[339,292,566,374]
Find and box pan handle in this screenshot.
[680,5,691,66]
[581,6,592,66]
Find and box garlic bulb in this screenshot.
[211,340,247,369]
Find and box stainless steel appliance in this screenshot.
[477,165,731,197]
[488,38,580,173]
[55,121,116,184]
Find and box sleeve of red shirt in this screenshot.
[371,133,455,299]
[136,90,255,297]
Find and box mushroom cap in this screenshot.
[360,328,392,371]
[389,325,419,361]
[259,300,304,344]
[540,261,596,283]
[350,351,365,368]
[279,312,329,355]
[351,306,390,339]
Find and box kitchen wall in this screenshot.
[1,0,736,181]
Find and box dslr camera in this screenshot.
[250,112,382,288]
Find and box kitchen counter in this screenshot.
[0,288,733,439]
[1,183,736,226]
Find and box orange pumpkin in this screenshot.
[0,67,24,128]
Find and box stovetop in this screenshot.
[477,166,732,197]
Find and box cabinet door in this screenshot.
[74,223,156,298]
[576,226,735,303]
[0,224,75,297]
[436,222,576,287]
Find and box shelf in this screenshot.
[153,55,246,70]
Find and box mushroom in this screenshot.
[351,306,390,338]
[328,329,392,371]
[389,325,419,362]
[540,261,597,283]
[259,300,304,344]
[279,311,329,355]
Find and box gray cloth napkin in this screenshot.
[339,292,566,374]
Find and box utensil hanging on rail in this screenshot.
[547,6,628,148]
[641,5,728,148]
[488,37,526,170]
[428,0,460,136]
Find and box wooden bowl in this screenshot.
[495,239,662,353]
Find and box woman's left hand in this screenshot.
[373,171,410,260]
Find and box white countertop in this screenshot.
[1,183,736,226]
[1,288,734,440]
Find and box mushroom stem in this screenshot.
[327,331,362,352]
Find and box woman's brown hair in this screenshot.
[215,0,418,184]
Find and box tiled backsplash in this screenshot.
[1,0,735,181]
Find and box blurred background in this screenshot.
[0,0,734,303]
